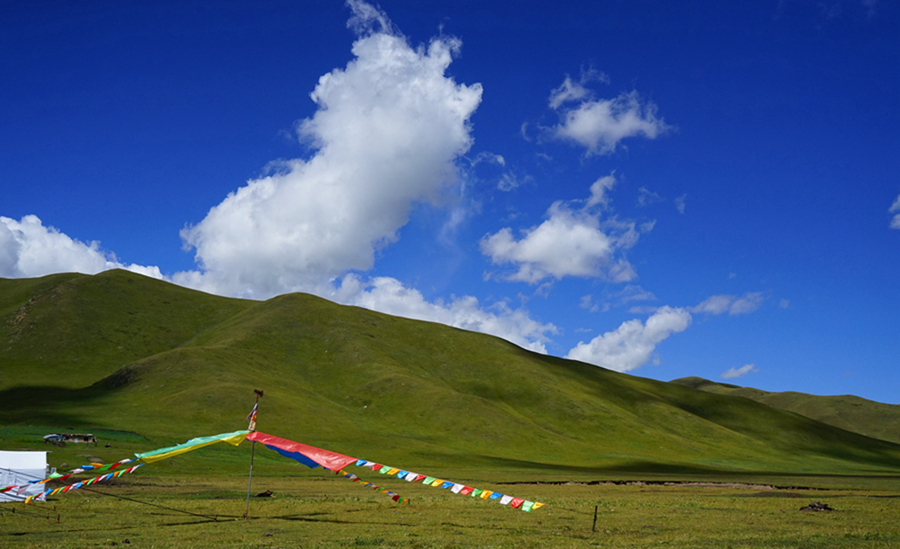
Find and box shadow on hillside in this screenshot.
[0,384,108,426]
[475,455,900,482]
[473,454,734,477]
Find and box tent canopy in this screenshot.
[0,451,47,502]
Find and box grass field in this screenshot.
[3,472,899,548]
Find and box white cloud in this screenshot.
[346,0,396,35]
[480,204,638,284]
[162,3,554,355]
[174,2,482,299]
[331,274,556,353]
[721,363,758,380]
[586,172,617,208]
[890,193,900,229]
[481,172,643,284]
[637,187,663,207]
[548,69,609,110]
[674,194,687,214]
[617,284,657,303]
[497,172,521,192]
[580,294,600,313]
[691,292,764,316]
[861,0,877,18]
[0,215,162,280]
[551,86,671,155]
[565,306,692,372]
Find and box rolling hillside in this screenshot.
[2,270,900,480]
[671,376,900,446]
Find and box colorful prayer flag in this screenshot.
[247,403,258,431]
[246,432,357,471]
[136,431,249,463]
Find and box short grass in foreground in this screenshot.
[2,475,899,548]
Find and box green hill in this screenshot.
[2,270,900,481]
[671,376,900,446]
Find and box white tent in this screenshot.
[0,451,47,502]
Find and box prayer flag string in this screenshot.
[353,459,544,512]
[330,468,409,504]
[25,464,145,504]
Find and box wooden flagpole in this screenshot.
[243,389,263,519]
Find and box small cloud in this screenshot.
[674,194,686,214]
[549,75,671,155]
[728,272,737,279]
[566,306,692,372]
[729,292,765,315]
[637,187,663,207]
[480,181,641,284]
[580,294,600,313]
[534,281,553,298]
[691,292,764,316]
[889,193,900,229]
[616,284,657,303]
[862,0,877,17]
[721,363,759,380]
[497,172,521,192]
[779,298,790,309]
[548,69,609,110]
[520,122,533,142]
[549,76,591,110]
[470,152,505,167]
[586,172,617,208]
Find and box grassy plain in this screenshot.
[3,473,900,548]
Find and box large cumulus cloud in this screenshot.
[174,3,482,299]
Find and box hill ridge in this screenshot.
[2,270,899,479]
[670,376,900,446]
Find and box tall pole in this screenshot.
[243,389,263,520]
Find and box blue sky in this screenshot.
[2,0,898,404]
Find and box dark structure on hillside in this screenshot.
[43,433,98,446]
